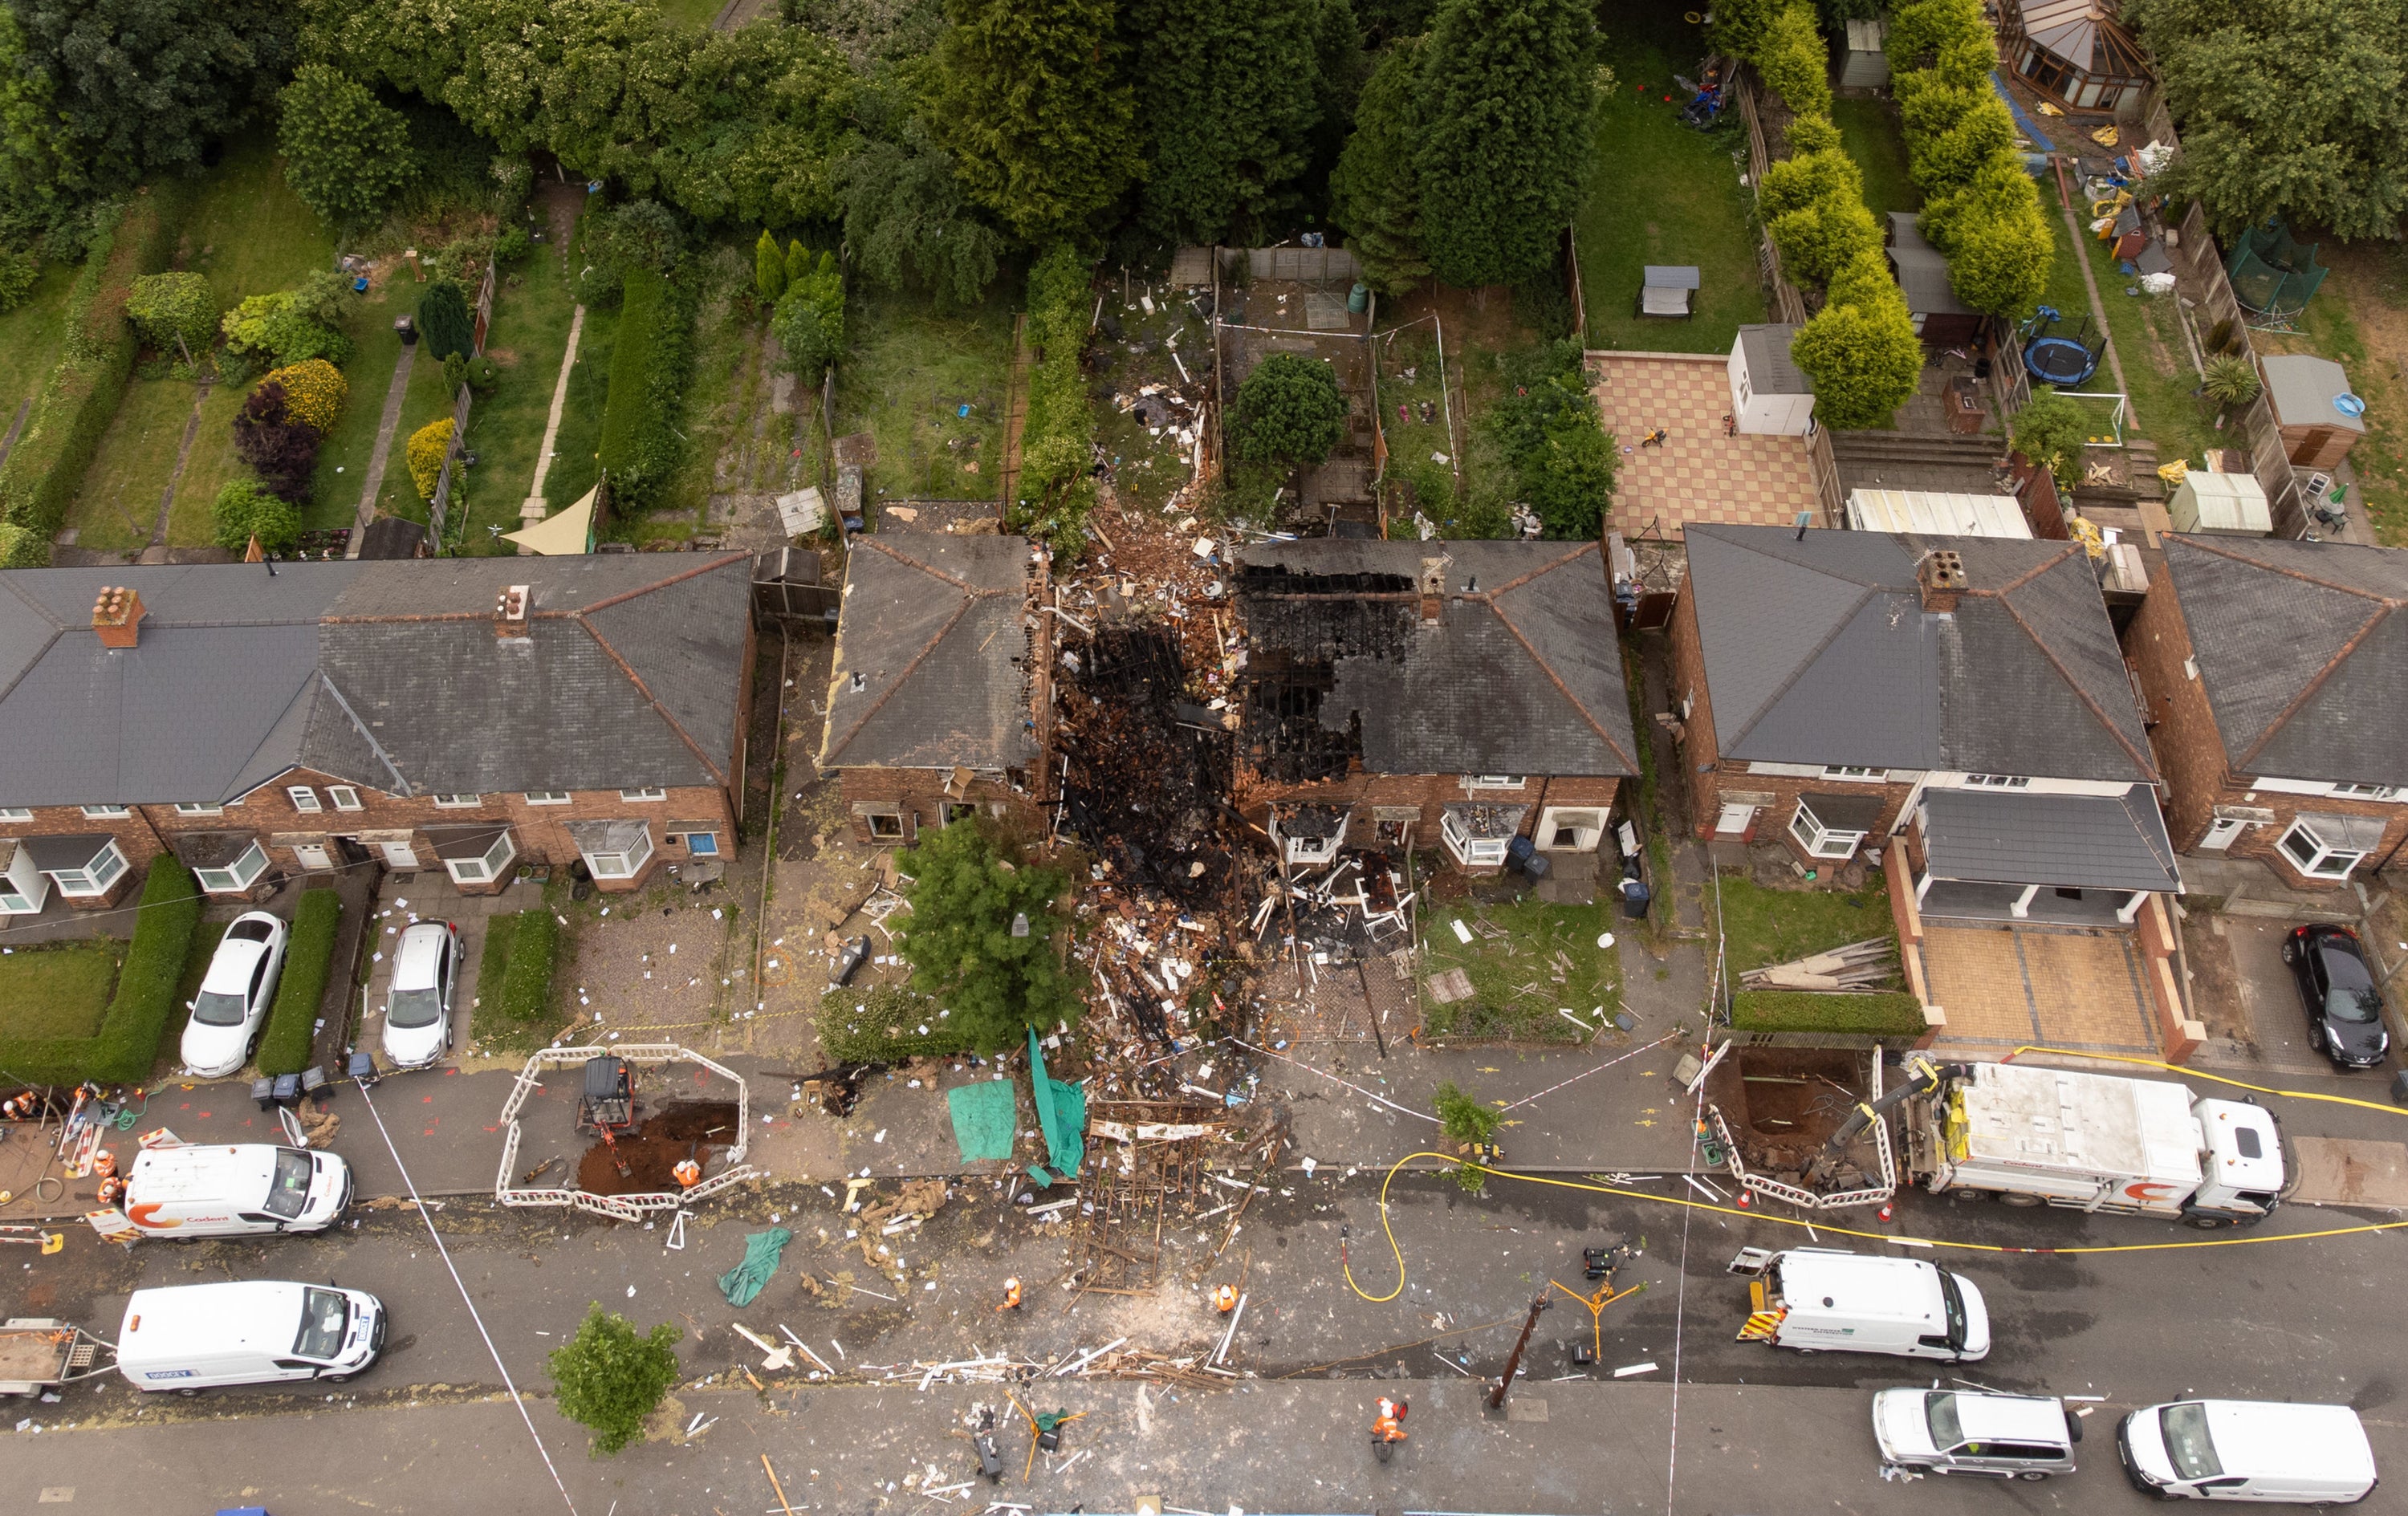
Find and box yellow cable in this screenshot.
[1342,1152,2408,1303]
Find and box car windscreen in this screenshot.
[386,985,445,1029]
[190,989,250,1026]
[226,919,273,942]
[2159,1403,2223,1481]
[2325,983,2383,1023]
[1925,1392,1963,1449]
[262,1148,314,1219]
[1939,1270,1967,1348]
[294,1286,348,1360]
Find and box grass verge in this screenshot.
[1729,989,1924,1036]
[816,984,968,1063]
[1419,899,1618,1044]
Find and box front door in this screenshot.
[2200,817,2247,852]
[1714,803,1756,836]
[380,840,419,869]
[292,843,334,871]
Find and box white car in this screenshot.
[180,912,289,1077]
[2120,1400,2377,1503]
[380,921,461,1068]
[1873,1385,2078,1480]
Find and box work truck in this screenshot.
[1896,1059,2283,1228]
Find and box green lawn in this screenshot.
[63,378,214,551]
[453,237,587,551]
[0,942,124,1040]
[0,263,77,448]
[1421,899,1619,1044]
[2258,281,2408,546]
[1712,870,1898,981]
[178,137,337,315]
[1371,316,1522,532]
[1832,97,1920,223]
[1580,14,1766,353]
[837,283,1014,501]
[2036,201,2096,332]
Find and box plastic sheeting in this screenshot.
[1024,1029,1086,1187]
[718,1226,793,1306]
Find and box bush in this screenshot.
[1943,197,2053,318]
[1728,990,1926,1037]
[278,63,416,231]
[1759,148,1864,221]
[1433,1079,1503,1144]
[816,984,969,1063]
[124,271,217,357]
[1769,193,1882,288]
[1885,0,1988,73]
[1755,2,1833,119]
[770,251,844,380]
[494,224,533,264]
[1784,113,1843,155]
[406,417,454,500]
[755,228,787,303]
[1790,252,1924,429]
[2011,388,2092,490]
[211,478,303,552]
[417,279,474,363]
[1486,339,1615,539]
[0,246,37,312]
[0,858,202,1084]
[233,383,322,503]
[1909,94,2015,195]
[220,274,357,373]
[262,360,347,434]
[494,909,559,1022]
[1893,0,2048,319]
[1008,243,1098,551]
[0,523,46,567]
[255,888,341,1076]
[1233,352,1348,469]
[548,1307,682,1457]
[594,266,699,511]
[2202,354,2262,407]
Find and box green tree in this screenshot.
[1414,0,1597,288]
[547,1307,682,1457]
[124,271,217,360]
[837,117,1006,306]
[2126,0,2408,239]
[1128,0,1323,244]
[416,280,474,364]
[895,817,1083,1054]
[2010,388,2091,490]
[786,238,811,291]
[1886,0,1991,76]
[755,228,787,303]
[276,63,413,231]
[209,478,300,552]
[1329,35,1431,295]
[1710,0,1780,59]
[1232,352,1348,469]
[1919,153,2051,317]
[1768,191,1882,288]
[1487,338,1613,539]
[772,250,845,380]
[1906,92,2014,195]
[1757,147,1865,219]
[1754,1,1832,117]
[0,243,34,311]
[1788,250,1923,429]
[933,0,1141,244]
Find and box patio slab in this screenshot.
[1918,921,2162,1058]
[1588,352,1820,540]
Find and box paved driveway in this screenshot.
[1918,922,2160,1057]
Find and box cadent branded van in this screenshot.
[1736,1247,1990,1362]
[117,1281,385,1392]
[2119,1400,2377,1503]
[120,1143,351,1238]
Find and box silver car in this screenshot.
[1874,1386,2080,1480]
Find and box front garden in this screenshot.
[1419,898,1620,1045]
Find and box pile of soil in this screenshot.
[576,1100,741,1196]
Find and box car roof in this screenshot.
[2197,1401,2375,1478]
[1950,1391,2068,1443]
[392,921,452,988]
[200,934,269,993]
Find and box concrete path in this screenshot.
[0,395,31,469]
[522,303,584,510]
[346,343,417,555]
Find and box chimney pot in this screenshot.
[494,583,531,638]
[1418,555,1449,625]
[1918,550,1968,615]
[93,585,145,649]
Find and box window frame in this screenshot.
[2278,818,2366,880]
[522,791,571,806]
[1961,774,2030,790]
[584,827,656,881]
[327,786,364,812]
[1464,774,1527,791]
[618,787,667,803]
[194,840,271,895]
[0,807,29,821]
[864,811,907,839]
[433,794,483,808]
[443,830,519,885]
[81,804,131,819]
[49,839,128,896]
[287,786,323,814]
[1818,765,1885,783]
[1439,809,1512,868]
[2330,782,2402,801]
[1788,799,1867,860]
[1285,832,1340,864]
[173,803,226,816]
[682,831,720,857]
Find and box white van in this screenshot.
[117,1281,385,1391]
[122,1143,352,1238]
[2119,1400,2377,1503]
[1735,1247,1989,1361]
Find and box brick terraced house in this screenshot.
[2127,535,2408,888]
[1229,539,1637,873]
[0,555,755,913]
[818,534,1053,845]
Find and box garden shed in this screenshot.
[2166,471,2270,537]
[2000,0,2150,114]
[1885,213,1981,348]
[1641,265,1699,319]
[1841,18,1889,87]
[2260,354,2365,472]
[1728,325,1815,437]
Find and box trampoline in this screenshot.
[2020,306,2104,388]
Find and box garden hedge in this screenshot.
[594,265,699,513]
[1729,990,1927,1038]
[494,908,560,1022]
[1888,0,2052,319]
[0,188,189,558]
[816,985,974,1063]
[1009,244,1098,552]
[255,888,342,1076]
[0,858,201,1085]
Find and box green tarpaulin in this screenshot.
[946,1079,1018,1163]
[1025,1028,1086,1187]
[718,1226,792,1307]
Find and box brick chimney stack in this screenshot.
[1418,555,1448,625]
[92,586,144,649]
[495,583,531,639]
[1918,550,1968,615]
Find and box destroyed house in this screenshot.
[819,534,1051,844]
[1230,540,1638,873]
[1672,523,2178,925]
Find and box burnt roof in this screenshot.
[1233,539,1637,778]
[2161,534,2408,787]
[1682,523,2154,780]
[820,534,1038,771]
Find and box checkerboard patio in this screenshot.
[1589,352,1820,540]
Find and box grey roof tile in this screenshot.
[1922,786,2180,892]
[820,536,1038,770]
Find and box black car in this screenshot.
[2282,924,2392,1070]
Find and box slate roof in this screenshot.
[2160,534,2408,787]
[1737,324,1812,396]
[819,534,1038,771]
[1887,213,1973,317]
[1922,786,2180,892]
[1234,539,1637,778]
[0,555,753,807]
[1683,523,2155,781]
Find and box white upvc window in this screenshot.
[287,786,323,814]
[2330,783,2404,801]
[523,791,571,806]
[584,829,656,880]
[173,803,225,815]
[2278,819,2368,880]
[1440,810,1512,868]
[49,839,128,896]
[81,804,131,819]
[433,794,482,808]
[1285,832,1340,864]
[1819,766,1885,782]
[1961,774,2030,789]
[194,840,270,894]
[1464,774,1527,791]
[0,807,29,821]
[619,787,666,803]
[1788,799,1868,860]
[444,830,519,884]
[327,786,364,812]
[864,810,906,839]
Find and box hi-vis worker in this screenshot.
[1214,1283,1239,1314]
[97,1175,128,1207]
[93,1150,117,1179]
[1373,1396,1409,1441]
[673,1157,702,1190]
[998,1277,1023,1312]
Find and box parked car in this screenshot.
[179,912,289,1077]
[1873,1386,2079,1480]
[2119,1399,2377,1503]
[380,921,460,1068]
[2282,924,2392,1070]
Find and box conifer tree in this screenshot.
[1128,0,1324,244]
[934,0,1141,244]
[1414,0,1598,288]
